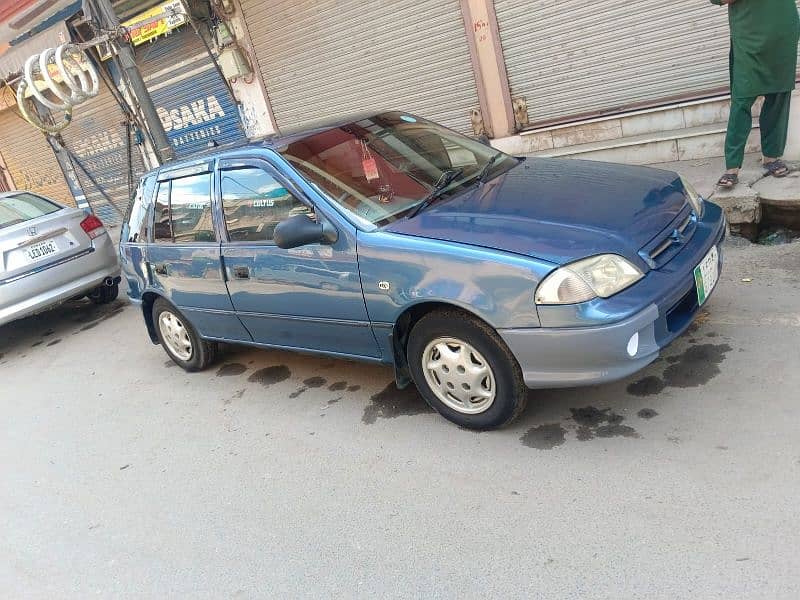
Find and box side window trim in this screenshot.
[142,175,157,243]
[217,157,315,246]
[218,157,310,205]
[157,161,213,182]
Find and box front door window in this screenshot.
[220,166,311,242]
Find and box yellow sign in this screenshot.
[125,0,187,46]
[99,0,187,59]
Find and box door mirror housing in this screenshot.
[274,214,338,249]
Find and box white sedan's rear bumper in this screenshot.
[0,233,119,326]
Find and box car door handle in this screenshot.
[153,263,168,276]
[232,266,250,279]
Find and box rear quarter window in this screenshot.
[0,193,61,230]
[123,175,156,243]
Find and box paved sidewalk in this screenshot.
[648,154,800,206]
[648,154,800,238]
[647,154,764,200]
[649,153,800,202]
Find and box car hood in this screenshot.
[384,158,688,266]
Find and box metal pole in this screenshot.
[88,0,175,163]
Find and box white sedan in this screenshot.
[0,191,120,326]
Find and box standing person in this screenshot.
[713,0,800,189]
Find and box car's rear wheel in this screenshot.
[407,310,527,430]
[88,282,119,305]
[153,298,217,371]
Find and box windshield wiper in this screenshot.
[476,152,503,185]
[408,168,464,218]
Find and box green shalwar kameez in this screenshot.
[710,0,800,168]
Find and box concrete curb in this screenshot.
[707,162,800,238]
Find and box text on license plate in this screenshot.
[694,245,719,306]
[26,239,59,262]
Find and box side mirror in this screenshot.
[274,214,338,249]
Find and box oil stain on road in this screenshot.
[248,365,291,387]
[520,424,566,449]
[216,363,247,377]
[289,376,328,399]
[362,382,433,424]
[570,406,640,441]
[520,405,656,449]
[627,343,732,397]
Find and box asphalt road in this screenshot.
[2,238,799,599]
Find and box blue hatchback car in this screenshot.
[120,111,725,429]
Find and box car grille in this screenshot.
[639,206,697,269]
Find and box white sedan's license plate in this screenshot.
[25,239,59,263]
[694,245,719,306]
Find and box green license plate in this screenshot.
[694,246,719,306]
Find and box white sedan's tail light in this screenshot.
[80,214,105,240]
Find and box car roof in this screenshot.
[0,190,61,203]
[144,110,403,179]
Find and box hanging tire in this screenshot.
[407,309,527,430]
[152,298,217,371]
[88,282,119,305]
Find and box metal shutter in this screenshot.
[137,26,246,156]
[239,0,480,134]
[0,109,74,206]
[494,0,800,127]
[59,82,147,225]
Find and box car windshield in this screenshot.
[278,112,520,227]
[0,193,61,230]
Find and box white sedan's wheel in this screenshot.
[422,337,496,414]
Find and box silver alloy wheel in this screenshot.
[421,336,496,414]
[158,310,193,361]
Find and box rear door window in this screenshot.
[152,173,216,243]
[0,193,61,230]
[170,174,215,243]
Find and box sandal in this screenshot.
[716,173,738,189]
[764,159,789,178]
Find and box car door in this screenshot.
[147,162,251,342]
[217,157,380,359]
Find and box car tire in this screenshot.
[152,298,217,371]
[407,309,527,430]
[88,282,119,305]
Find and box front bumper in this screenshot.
[500,304,661,388]
[499,202,726,389]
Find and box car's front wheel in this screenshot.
[407,310,527,430]
[153,298,217,371]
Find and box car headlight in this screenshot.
[535,254,644,305]
[680,176,704,218]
